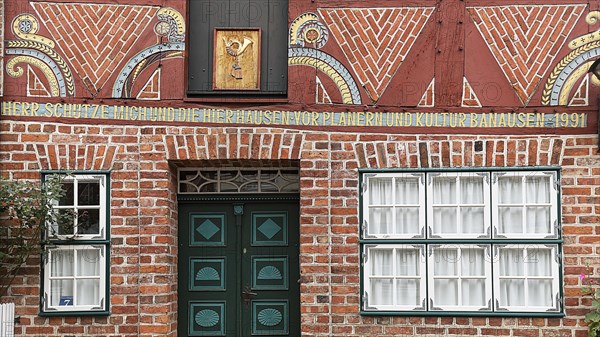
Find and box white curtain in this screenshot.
[460,248,486,306]
[433,248,458,306]
[432,178,457,234]
[461,177,485,234]
[50,248,100,307]
[396,249,420,306]
[368,178,393,236]
[498,247,553,308]
[498,176,551,235]
[370,249,393,305]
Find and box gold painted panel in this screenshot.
[213,28,261,91]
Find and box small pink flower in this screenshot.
[580,273,586,282]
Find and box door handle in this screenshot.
[242,286,257,305]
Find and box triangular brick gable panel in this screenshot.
[462,77,482,107]
[32,2,159,97]
[319,7,434,103]
[27,65,52,97]
[569,75,589,107]
[137,68,161,100]
[468,4,585,105]
[417,78,435,107]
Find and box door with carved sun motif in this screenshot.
[178,197,299,337]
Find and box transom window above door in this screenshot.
[178,168,299,194]
[360,169,562,315]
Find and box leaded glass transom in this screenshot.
[179,168,299,194]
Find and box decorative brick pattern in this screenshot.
[31,2,159,97]
[2,117,598,337]
[319,7,434,103]
[462,77,482,107]
[468,5,585,105]
[27,65,51,97]
[569,75,589,106]
[136,68,161,100]
[418,78,435,107]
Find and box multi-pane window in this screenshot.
[361,170,561,314]
[41,173,109,314]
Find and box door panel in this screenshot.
[179,199,299,337]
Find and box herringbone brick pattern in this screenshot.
[468,4,585,105]
[319,7,434,103]
[31,2,158,96]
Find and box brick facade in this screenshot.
[1,0,600,336]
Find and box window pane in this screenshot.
[525,176,550,203]
[51,250,74,277]
[434,279,458,306]
[498,207,522,234]
[50,279,74,306]
[461,207,485,234]
[76,279,100,306]
[461,248,485,276]
[371,250,393,276]
[397,280,420,306]
[78,181,100,205]
[77,209,100,235]
[57,209,75,235]
[370,279,393,305]
[395,178,419,204]
[368,208,392,235]
[498,176,522,204]
[395,208,419,235]
[527,279,553,306]
[396,249,419,276]
[525,207,551,234]
[59,181,74,206]
[499,279,525,306]
[433,249,458,276]
[432,208,457,235]
[460,177,484,204]
[499,249,524,276]
[462,279,486,306]
[77,249,100,276]
[527,249,552,277]
[369,178,393,205]
[432,177,456,204]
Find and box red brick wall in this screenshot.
[1,119,599,336]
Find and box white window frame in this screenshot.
[427,244,493,311]
[42,245,107,312]
[360,170,562,314]
[491,171,559,239]
[427,172,491,239]
[48,174,107,241]
[362,173,426,239]
[363,244,427,311]
[492,244,561,312]
[41,172,109,315]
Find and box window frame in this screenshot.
[359,167,563,317]
[40,171,110,316]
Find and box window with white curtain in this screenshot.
[41,173,109,314]
[361,170,561,314]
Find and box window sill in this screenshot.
[39,309,110,317]
[359,310,565,318]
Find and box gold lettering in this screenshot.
[225,109,233,123]
[281,111,290,125]
[425,113,434,127]
[517,113,526,127]
[459,113,467,127]
[498,113,506,127]
[415,113,424,127]
[138,107,147,120]
[441,113,448,126]
[536,113,545,127]
[338,112,346,126]
[357,112,365,126]
[375,112,383,126]
[203,109,211,123]
[312,112,319,125]
[526,113,535,127]
[480,113,488,128]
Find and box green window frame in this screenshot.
[359,168,563,317]
[40,172,110,316]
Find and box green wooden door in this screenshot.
[178,197,299,337]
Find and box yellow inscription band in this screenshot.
[1,102,588,129]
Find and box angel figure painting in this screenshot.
[213,28,261,90]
